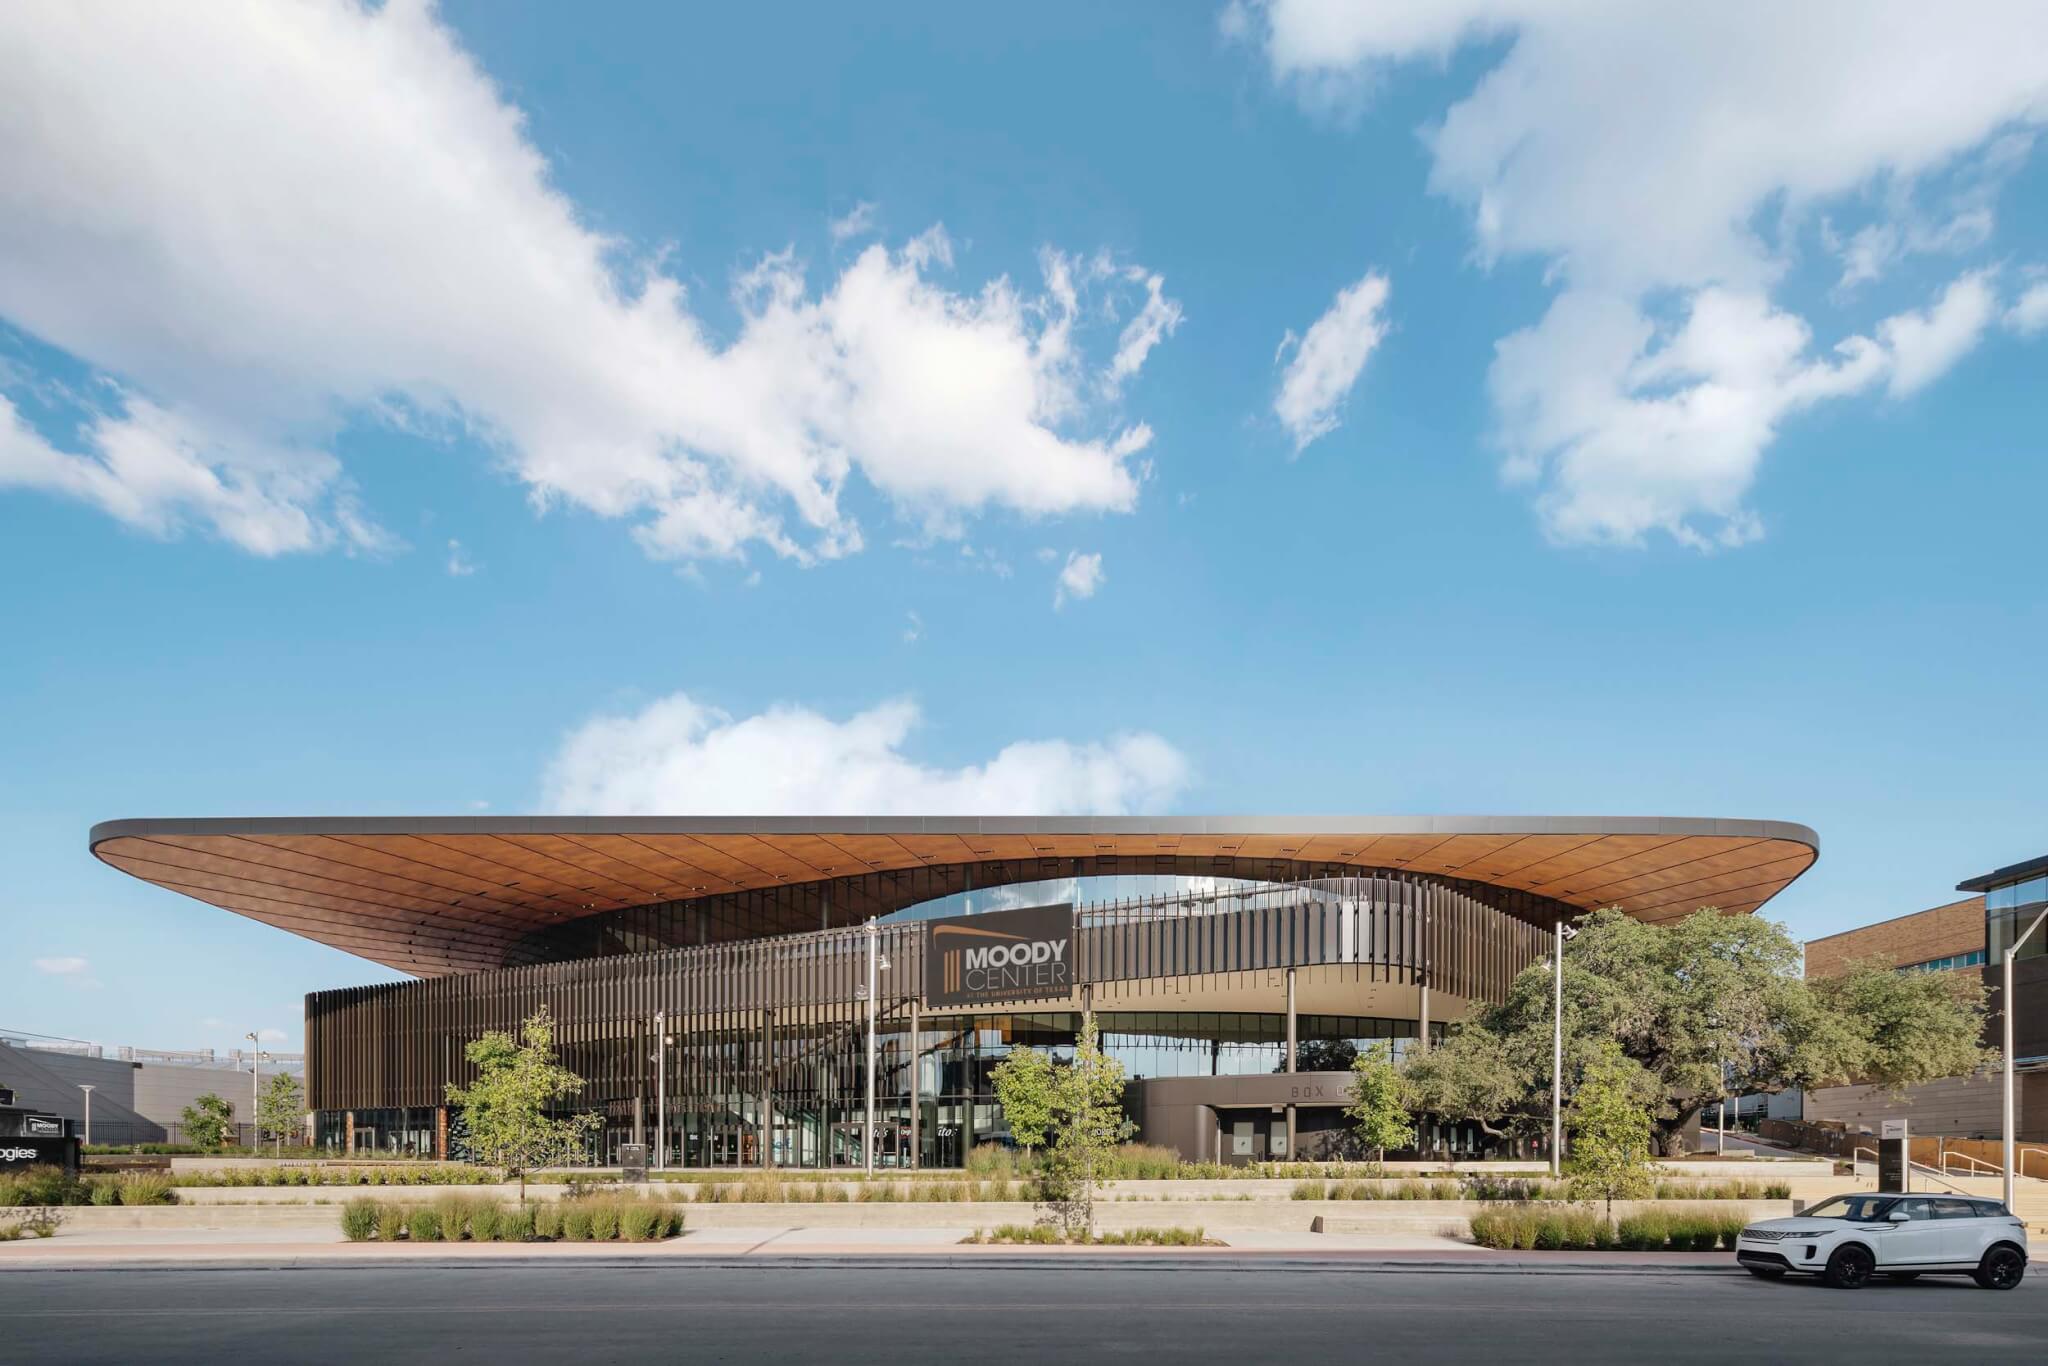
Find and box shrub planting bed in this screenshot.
[339,1194,680,1243]
[1,1166,179,1207]
[1290,1175,1790,1202]
[963,1223,1212,1246]
[1468,1205,1749,1252]
[174,1165,502,1188]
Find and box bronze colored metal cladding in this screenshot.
[87,816,1820,979]
[304,874,1554,1113]
[925,903,1074,1008]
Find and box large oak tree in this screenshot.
[1401,908,1992,1156]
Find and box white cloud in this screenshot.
[0,3,1177,562]
[1106,272,1184,394]
[2005,279,2048,335]
[33,954,100,990]
[256,1027,288,1044]
[445,538,477,576]
[830,201,878,244]
[1494,275,1995,548]
[0,395,383,556]
[1273,271,1390,450]
[1878,271,1999,397]
[542,693,1190,815]
[1054,550,1105,608]
[902,609,923,643]
[1239,1,2048,546]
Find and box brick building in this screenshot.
[1802,881,2048,1142]
[1804,895,1986,981]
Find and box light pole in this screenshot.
[1550,920,1579,1178]
[864,920,878,1176]
[1717,1065,1727,1156]
[246,1032,262,1150]
[2002,903,2048,1210]
[78,1084,94,1145]
[654,1009,668,1171]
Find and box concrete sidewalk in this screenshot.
[0,1225,1744,1272]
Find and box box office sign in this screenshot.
[925,903,1076,1008]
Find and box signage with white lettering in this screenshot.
[925,903,1076,1008]
[0,1134,79,1174]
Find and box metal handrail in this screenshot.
[1852,1146,1984,1196]
[1909,1163,1976,1197]
[1940,1150,2003,1178]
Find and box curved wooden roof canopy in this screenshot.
[91,815,1818,979]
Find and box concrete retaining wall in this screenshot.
[38,1197,1797,1235]
[161,1169,1837,1205]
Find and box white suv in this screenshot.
[1738,1193,2028,1289]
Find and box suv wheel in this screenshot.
[1823,1245,1875,1289]
[1974,1244,2026,1290]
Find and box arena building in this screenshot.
[89,815,1818,1167]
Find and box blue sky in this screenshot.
[4,2,2046,1053]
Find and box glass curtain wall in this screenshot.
[625,1010,1432,1170]
[1988,875,2048,962]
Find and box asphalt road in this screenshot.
[2,1258,2043,1364]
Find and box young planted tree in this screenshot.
[990,1045,1058,1161]
[1562,1043,1656,1223]
[444,1005,602,1201]
[1037,1018,1135,1239]
[180,1093,235,1150]
[1345,1042,1415,1172]
[254,1071,306,1158]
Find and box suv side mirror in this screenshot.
[1888,1211,1911,1222]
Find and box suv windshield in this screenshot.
[1802,1195,1900,1221]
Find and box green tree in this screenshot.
[180,1093,235,1150]
[1036,1018,1135,1239]
[254,1071,305,1158]
[1281,1038,1359,1073]
[1562,1043,1656,1222]
[1400,908,1992,1156]
[1345,1042,1415,1171]
[1398,1022,1533,1148]
[444,1005,602,1201]
[991,1046,1058,1158]
[1809,956,1997,1088]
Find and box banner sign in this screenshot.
[925,903,1076,1008]
[0,1134,79,1174]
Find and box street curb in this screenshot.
[0,1252,1745,1275]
